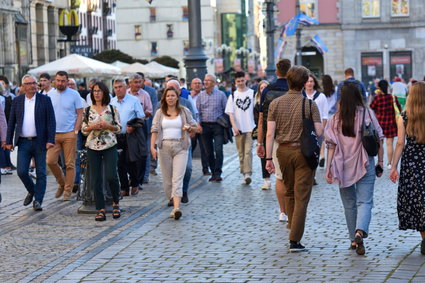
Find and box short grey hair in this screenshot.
[166,79,180,92]
[21,74,37,84]
[89,78,99,85]
[129,73,142,81]
[204,74,217,82]
[68,78,76,84]
[113,78,127,86]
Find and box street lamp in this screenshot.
[264,0,276,77]
[216,44,232,71]
[235,47,250,71]
[249,51,260,73]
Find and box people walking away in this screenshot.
[391,77,408,109]
[256,59,291,222]
[110,79,145,197]
[81,81,122,221]
[303,73,328,183]
[6,74,56,211]
[389,81,425,255]
[225,72,256,185]
[370,80,402,169]
[151,87,198,220]
[265,66,323,252]
[253,80,271,189]
[331,68,367,113]
[46,71,83,201]
[196,74,227,182]
[0,75,16,175]
[325,82,384,255]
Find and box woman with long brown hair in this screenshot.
[151,87,197,220]
[390,81,425,255]
[325,82,384,255]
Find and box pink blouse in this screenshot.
[325,106,384,188]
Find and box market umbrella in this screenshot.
[145,61,179,76]
[28,54,121,77]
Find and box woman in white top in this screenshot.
[303,73,329,183]
[320,74,337,167]
[151,87,197,220]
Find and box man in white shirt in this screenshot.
[225,72,256,184]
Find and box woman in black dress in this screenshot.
[390,81,425,255]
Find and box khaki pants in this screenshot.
[46,132,77,195]
[158,140,188,199]
[276,145,314,242]
[235,132,253,175]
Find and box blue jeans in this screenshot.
[201,123,224,178]
[17,138,47,203]
[339,157,376,241]
[74,133,83,185]
[182,146,192,193]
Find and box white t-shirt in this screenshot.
[391,81,407,95]
[306,91,329,121]
[225,88,256,133]
[162,114,182,139]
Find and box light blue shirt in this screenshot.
[48,87,83,133]
[110,94,145,134]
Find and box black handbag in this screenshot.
[361,107,380,156]
[300,98,320,170]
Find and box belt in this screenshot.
[279,142,300,147]
[201,122,217,125]
[20,137,36,140]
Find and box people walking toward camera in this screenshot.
[370,80,402,169]
[151,87,197,220]
[225,72,255,185]
[389,81,425,256]
[81,81,122,221]
[46,71,83,201]
[265,66,323,252]
[325,82,384,255]
[6,74,56,211]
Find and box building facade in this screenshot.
[116,0,217,75]
[75,0,117,57]
[276,0,425,85]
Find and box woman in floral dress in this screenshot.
[82,81,122,221]
[390,81,425,255]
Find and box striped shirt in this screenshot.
[196,88,227,123]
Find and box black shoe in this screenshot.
[0,192,2,203]
[319,158,325,167]
[143,179,149,184]
[23,193,34,206]
[208,176,216,182]
[313,178,318,186]
[72,184,80,193]
[421,239,425,255]
[215,177,222,182]
[289,241,306,252]
[33,201,43,211]
[138,184,144,191]
[167,198,173,207]
[354,232,365,255]
[203,171,212,176]
[181,192,189,203]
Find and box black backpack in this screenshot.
[261,84,288,132]
[300,98,320,170]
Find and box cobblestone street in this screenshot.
[1,144,425,282]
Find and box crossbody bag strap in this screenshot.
[302,97,306,120]
[308,99,313,120]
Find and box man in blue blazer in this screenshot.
[6,74,56,211]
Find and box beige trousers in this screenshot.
[158,140,189,199]
[235,132,253,175]
[46,131,77,194]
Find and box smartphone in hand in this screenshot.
[375,164,383,176]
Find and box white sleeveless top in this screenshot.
[162,114,182,139]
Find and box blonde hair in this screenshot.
[405,81,425,143]
[255,80,269,105]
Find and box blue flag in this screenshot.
[298,13,320,26]
[311,35,329,54]
[284,15,299,37]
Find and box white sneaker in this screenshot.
[387,164,392,170]
[261,180,271,190]
[29,170,37,179]
[278,212,288,222]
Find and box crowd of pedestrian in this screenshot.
[0,59,424,256]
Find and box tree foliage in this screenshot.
[152,56,179,68]
[93,49,134,64]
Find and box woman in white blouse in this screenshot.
[81,82,122,221]
[151,87,197,220]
